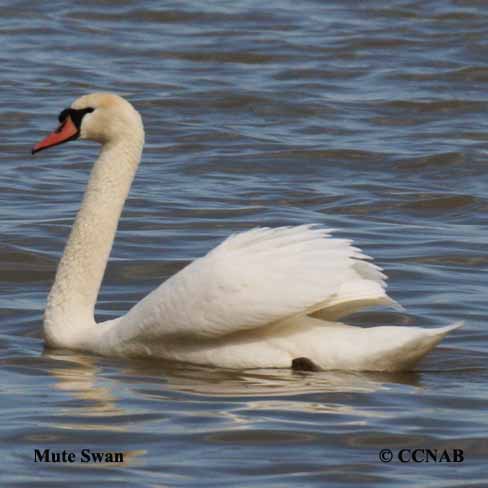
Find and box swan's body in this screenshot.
[33,93,461,371]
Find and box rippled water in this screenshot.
[1,0,487,486]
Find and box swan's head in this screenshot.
[32,93,144,154]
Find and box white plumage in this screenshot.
[100,224,460,370]
[34,93,462,372]
[118,225,386,339]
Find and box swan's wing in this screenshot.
[109,225,394,343]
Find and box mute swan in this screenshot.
[32,93,461,371]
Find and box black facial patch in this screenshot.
[58,108,70,123]
[57,107,94,129]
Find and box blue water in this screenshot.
[1,1,487,486]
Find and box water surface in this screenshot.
[1,1,487,486]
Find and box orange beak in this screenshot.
[32,116,79,154]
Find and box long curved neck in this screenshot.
[44,133,143,348]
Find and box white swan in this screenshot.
[32,93,461,371]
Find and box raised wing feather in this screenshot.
[106,225,393,346]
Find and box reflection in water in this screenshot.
[43,350,146,467]
[46,351,125,422]
[156,362,421,397]
[44,348,421,416]
[41,349,425,453]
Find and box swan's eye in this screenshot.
[57,107,95,128]
[70,107,95,129]
[81,107,95,115]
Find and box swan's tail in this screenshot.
[370,321,464,372]
[273,319,464,372]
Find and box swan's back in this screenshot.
[99,225,395,359]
